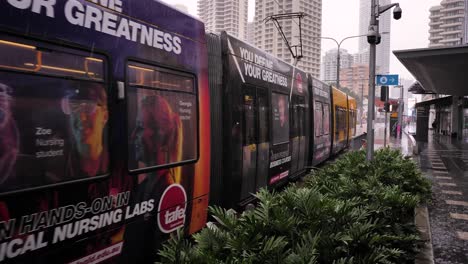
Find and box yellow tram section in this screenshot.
[347,96,357,143]
[331,87,349,149]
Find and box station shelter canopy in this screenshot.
[393,45,468,96]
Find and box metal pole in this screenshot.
[336,45,341,88]
[397,85,404,138]
[366,0,377,160]
[360,83,364,128]
[384,110,387,147]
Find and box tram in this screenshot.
[0,0,210,263]
[207,33,357,209]
[0,1,357,263]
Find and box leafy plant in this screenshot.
[157,149,431,264]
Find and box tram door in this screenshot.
[290,96,306,175]
[297,97,306,170]
[241,87,269,200]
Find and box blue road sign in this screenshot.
[376,74,399,86]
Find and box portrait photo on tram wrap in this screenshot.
[271,92,289,144]
[123,65,200,260]
[0,74,110,193]
[0,83,19,186]
[126,63,198,175]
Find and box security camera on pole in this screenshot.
[366,1,402,161]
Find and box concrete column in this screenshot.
[451,96,463,139]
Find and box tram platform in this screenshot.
[312,122,466,263]
[353,124,466,263]
[373,127,468,264]
[354,122,413,156]
[412,134,468,264]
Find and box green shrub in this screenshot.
[157,149,431,264]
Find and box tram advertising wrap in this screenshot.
[216,34,301,208]
[0,0,359,261]
[311,78,332,165]
[0,63,110,193]
[0,0,210,263]
[269,92,291,184]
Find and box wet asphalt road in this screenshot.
[417,135,468,264]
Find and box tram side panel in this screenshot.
[331,87,349,155]
[206,33,224,207]
[309,77,332,166]
[0,1,210,263]
[348,96,357,139]
[288,69,310,180]
[347,96,357,142]
[219,32,298,208]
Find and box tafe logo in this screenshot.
[157,184,187,233]
[296,73,303,93]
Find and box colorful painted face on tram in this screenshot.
[0,83,18,184]
[66,85,109,177]
[133,95,182,170]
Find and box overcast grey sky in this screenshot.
[161,0,442,80]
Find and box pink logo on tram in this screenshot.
[296,73,303,93]
[157,184,187,233]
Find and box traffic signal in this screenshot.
[384,102,390,112]
[380,86,389,101]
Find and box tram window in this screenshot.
[341,109,347,131]
[315,101,323,137]
[243,91,256,145]
[334,107,339,135]
[0,38,108,193]
[258,89,270,143]
[350,111,355,131]
[342,109,347,131]
[297,98,305,137]
[323,104,330,135]
[0,39,104,81]
[127,62,198,172]
[127,63,193,92]
[335,106,347,134]
[290,96,299,138]
[271,93,289,144]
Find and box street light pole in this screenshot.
[397,85,404,138]
[360,82,364,128]
[366,15,377,160]
[366,0,379,160]
[336,48,340,87]
[365,0,401,160]
[320,33,389,89]
[320,35,369,88]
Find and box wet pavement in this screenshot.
[416,135,468,264]
[360,123,468,263]
[362,123,413,156]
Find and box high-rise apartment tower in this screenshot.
[358,0,391,74]
[198,0,249,40]
[254,0,322,78]
[320,48,353,84]
[429,0,468,47]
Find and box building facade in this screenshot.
[339,64,369,97]
[254,0,322,78]
[198,0,249,40]
[173,4,189,13]
[353,49,370,65]
[358,0,391,74]
[320,48,353,84]
[246,21,255,45]
[429,0,467,47]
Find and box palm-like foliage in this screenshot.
[157,149,431,264]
